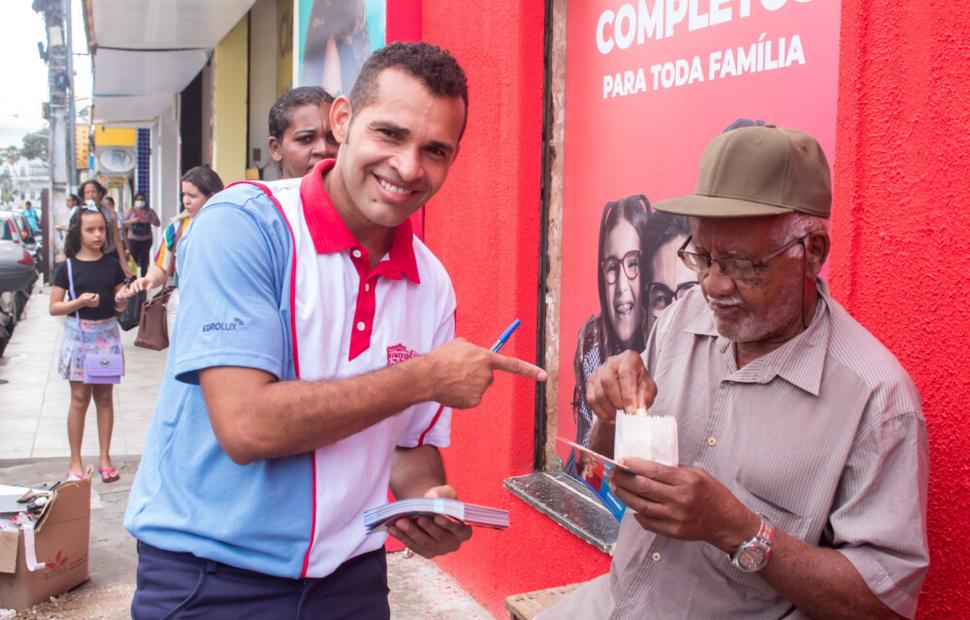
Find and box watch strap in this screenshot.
[730,513,775,571]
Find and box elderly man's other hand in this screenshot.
[586,350,657,423]
[609,458,759,554]
[386,485,473,559]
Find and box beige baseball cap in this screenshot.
[654,125,832,218]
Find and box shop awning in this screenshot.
[89,0,257,122]
[91,95,175,125]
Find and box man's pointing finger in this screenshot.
[489,352,548,381]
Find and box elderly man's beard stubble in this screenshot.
[705,278,802,344]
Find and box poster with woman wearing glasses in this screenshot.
[563,197,695,486]
[553,1,839,493]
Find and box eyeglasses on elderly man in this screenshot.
[676,234,807,283]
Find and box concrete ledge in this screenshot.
[505,583,580,620]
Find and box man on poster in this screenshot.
[543,125,928,618]
[125,42,546,617]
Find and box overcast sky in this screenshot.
[0,0,92,148]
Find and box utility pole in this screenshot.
[33,0,74,277]
[65,0,77,189]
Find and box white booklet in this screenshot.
[364,498,509,533]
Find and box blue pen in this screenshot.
[490,319,521,353]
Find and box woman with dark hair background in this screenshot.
[76,180,132,278]
[55,193,82,236]
[128,166,224,336]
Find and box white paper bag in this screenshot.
[614,412,678,466]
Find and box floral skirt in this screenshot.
[58,317,124,382]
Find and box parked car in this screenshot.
[0,211,44,277]
[0,239,35,355]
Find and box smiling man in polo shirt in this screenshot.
[125,42,546,618]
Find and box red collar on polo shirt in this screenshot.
[299,159,420,283]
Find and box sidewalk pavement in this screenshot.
[0,289,161,461]
[0,287,494,619]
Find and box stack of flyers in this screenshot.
[364,498,510,533]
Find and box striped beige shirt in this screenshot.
[543,279,928,619]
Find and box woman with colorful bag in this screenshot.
[49,205,138,483]
[129,166,224,338]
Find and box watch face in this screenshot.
[737,545,767,572]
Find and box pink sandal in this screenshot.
[98,466,120,483]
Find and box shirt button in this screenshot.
[352,249,362,259]
[364,283,370,292]
[356,321,366,331]
[707,436,717,447]
[651,552,662,562]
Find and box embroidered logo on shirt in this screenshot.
[387,343,418,366]
[202,317,245,333]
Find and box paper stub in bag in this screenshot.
[614,411,678,466]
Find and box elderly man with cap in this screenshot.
[541,125,928,619]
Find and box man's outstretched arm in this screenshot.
[200,339,546,464]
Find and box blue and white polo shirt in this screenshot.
[124,159,456,579]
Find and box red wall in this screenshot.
[422,0,970,617]
[421,0,612,616]
[831,2,970,617]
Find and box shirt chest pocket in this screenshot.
[699,477,811,601]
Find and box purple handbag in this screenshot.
[67,259,123,385]
[82,354,124,384]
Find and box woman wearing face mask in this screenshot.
[124,192,160,276]
[128,166,224,336]
[565,195,651,481]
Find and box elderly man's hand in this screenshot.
[586,350,657,423]
[386,485,473,559]
[609,458,759,554]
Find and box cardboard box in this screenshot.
[0,478,91,610]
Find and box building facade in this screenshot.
[84,1,970,616]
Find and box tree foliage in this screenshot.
[20,130,49,163]
[1,146,20,166]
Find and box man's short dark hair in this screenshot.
[24,201,30,207]
[349,42,469,138]
[268,86,335,141]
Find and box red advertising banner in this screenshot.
[555,0,840,484]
